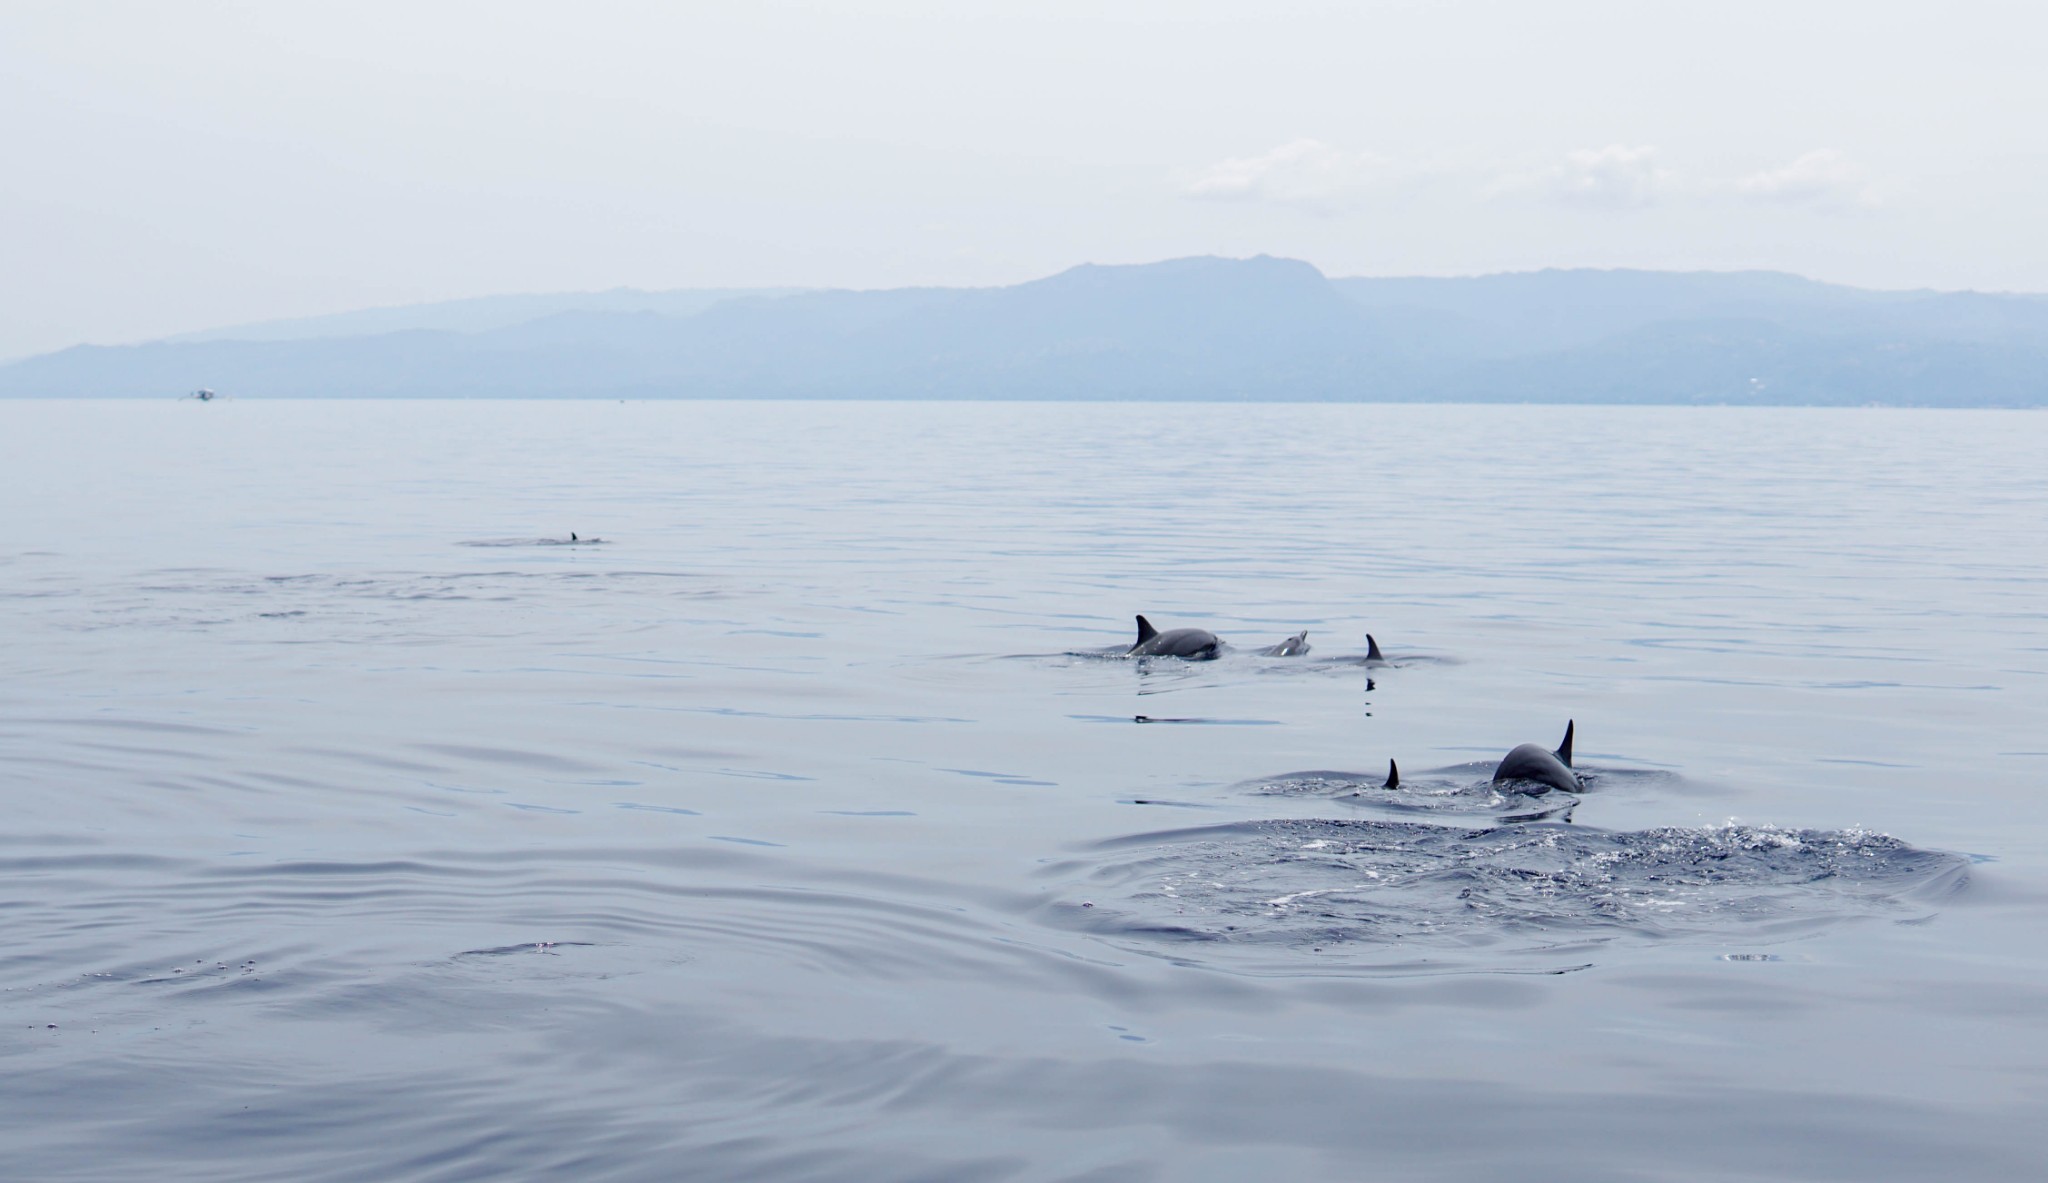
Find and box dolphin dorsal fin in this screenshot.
[1134,615,1159,646]
[1366,634,1384,662]
[1556,720,1575,767]
[1383,759,1399,790]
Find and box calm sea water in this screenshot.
[3,399,2046,1181]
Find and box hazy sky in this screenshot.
[5,0,2045,358]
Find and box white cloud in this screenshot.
[1490,144,1676,207]
[1732,149,1883,209]
[1183,139,1407,213]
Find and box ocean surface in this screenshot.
[3,399,2045,1182]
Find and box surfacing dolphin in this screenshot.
[1491,721,1578,796]
[1127,615,1220,660]
[1257,630,1311,657]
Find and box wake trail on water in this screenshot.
[1040,817,1970,969]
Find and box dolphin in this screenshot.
[1491,721,1578,795]
[1344,760,1402,795]
[1257,630,1311,657]
[1127,615,1220,660]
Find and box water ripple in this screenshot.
[1042,818,1969,966]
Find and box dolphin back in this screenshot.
[1491,728,1580,795]
[1258,630,1311,657]
[1127,615,1220,659]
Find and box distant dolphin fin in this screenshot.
[1134,615,1159,647]
[1383,759,1399,790]
[1556,720,1575,767]
[1366,634,1384,662]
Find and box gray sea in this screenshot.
[4,399,2046,1181]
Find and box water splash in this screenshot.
[1046,818,1969,958]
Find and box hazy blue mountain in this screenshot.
[4,257,2044,405]
[164,287,805,344]
[1434,319,2048,407]
[1335,269,2048,354]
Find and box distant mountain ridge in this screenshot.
[5,257,2045,405]
[162,287,809,344]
